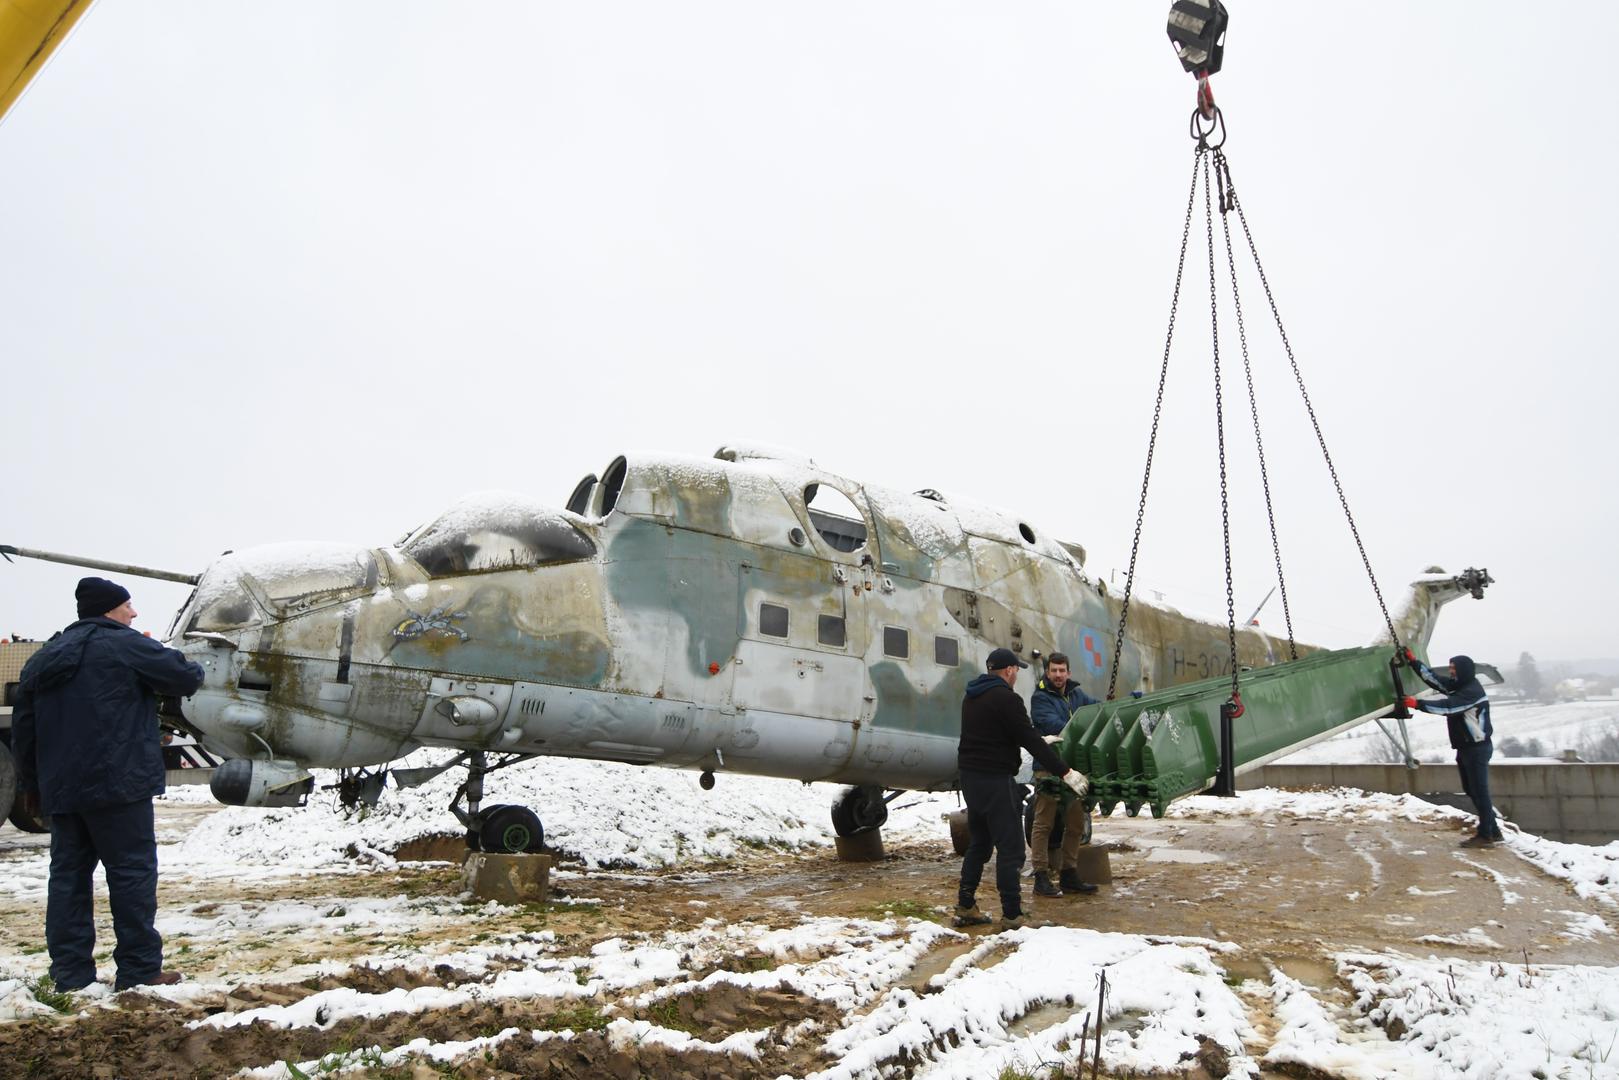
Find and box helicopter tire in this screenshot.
[830,784,888,837]
[479,805,544,854]
[463,802,509,852]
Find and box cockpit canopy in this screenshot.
[401,492,596,578]
[186,542,377,632]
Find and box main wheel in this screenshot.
[830,784,888,837]
[479,805,544,854]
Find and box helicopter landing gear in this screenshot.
[830,784,892,837]
[396,749,545,853]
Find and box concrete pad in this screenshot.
[463,851,553,904]
[834,830,885,862]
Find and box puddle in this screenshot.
[1145,848,1225,864]
[1221,954,1338,990]
[903,940,1007,992]
[1007,999,1087,1038]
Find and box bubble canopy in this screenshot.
[401,491,597,578]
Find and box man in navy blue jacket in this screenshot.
[1403,652,1501,848]
[956,648,1088,929]
[13,577,205,992]
[1028,653,1099,898]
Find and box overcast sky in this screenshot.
[3,2,1614,669]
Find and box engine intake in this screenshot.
[211,758,315,808]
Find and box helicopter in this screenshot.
[3,443,1491,852]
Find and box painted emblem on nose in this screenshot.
[392,606,471,642]
[1079,629,1107,675]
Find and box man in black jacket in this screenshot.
[1402,651,1500,848]
[13,578,206,992]
[955,648,1088,929]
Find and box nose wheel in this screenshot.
[419,749,546,853]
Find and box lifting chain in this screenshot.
[1202,150,1242,704]
[1223,169,1403,649]
[1105,151,1202,702]
[1214,149,1298,661]
[1112,78,1406,705]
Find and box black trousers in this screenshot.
[958,769,1025,917]
[46,798,162,991]
[1456,741,1499,839]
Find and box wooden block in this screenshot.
[834,830,885,862]
[463,851,553,904]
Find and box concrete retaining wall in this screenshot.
[1241,762,1619,845]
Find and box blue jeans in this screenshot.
[958,770,1026,917]
[46,799,162,990]
[1456,741,1498,839]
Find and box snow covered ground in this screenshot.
[1277,696,1619,765]
[1,756,1618,1077]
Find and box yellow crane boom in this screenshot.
[0,0,92,124]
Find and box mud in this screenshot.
[1,802,1615,1078]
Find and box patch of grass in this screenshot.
[27,975,74,1014]
[19,945,46,956]
[538,1003,609,1032]
[868,899,943,923]
[646,993,705,1035]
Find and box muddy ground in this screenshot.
[0,801,1612,1079]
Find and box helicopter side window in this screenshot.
[405,500,596,578]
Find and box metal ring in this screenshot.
[1188,105,1226,149]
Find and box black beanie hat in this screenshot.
[76,577,131,619]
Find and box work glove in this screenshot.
[1061,770,1089,797]
[1043,734,1062,744]
[1402,647,1417,666]
[1401,696,1419,710]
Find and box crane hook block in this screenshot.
[1167,0,1229,76]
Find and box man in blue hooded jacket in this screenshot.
[1402,652,1501,848]
[13,577,206,992]
[1028,653,1100,898]
[955,648,1088,929]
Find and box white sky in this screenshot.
[3,2,1614,666]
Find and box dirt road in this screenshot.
[0,799,1611,1078]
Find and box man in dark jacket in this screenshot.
[955,648,1087,929]
[1028,653,1099,898]
[1402,651,1500,847]
[13,577,206,992]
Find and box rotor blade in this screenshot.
[0,544,199,585]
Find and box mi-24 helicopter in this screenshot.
[3,443,1491,852]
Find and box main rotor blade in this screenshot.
[0,544,200,585]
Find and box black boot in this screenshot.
[1059,869,1098,895]
[1033,871,1062,897]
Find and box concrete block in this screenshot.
[1071,845,1112,885]
[1587,766,1619,799]
[834,830,885,862]
[463,852,552,905]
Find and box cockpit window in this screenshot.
[188,583,257,632]
[404,492,596,577]
[185,542,375,630]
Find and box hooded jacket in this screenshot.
[1030,677,1099,738]
[958,672,1069,776]
[12,617,205,814]
[1411,654,1492,750]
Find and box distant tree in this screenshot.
[1524,737,1546,758]
[1516,652,1542,700]
[1499,736,1525,757]
[1576,723,1619,762]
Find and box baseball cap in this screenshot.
[986,647,1028,671]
